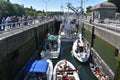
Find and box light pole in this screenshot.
[42,0,48,16]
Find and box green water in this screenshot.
[52,42,97,80]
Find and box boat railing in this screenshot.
[41,50,59,58]
[56,69,77,72]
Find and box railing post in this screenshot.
[91,26,95,47]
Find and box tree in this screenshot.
[0,1,15,17]
[108,0,120,12]
[0,0,44,18]
[86,6,92,13]
[86,6,92,16]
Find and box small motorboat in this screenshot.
[71,37,90,62]
[53,59,80,80]
[41,34,61,59]
[24,58,53,80]
[90,63,111,80]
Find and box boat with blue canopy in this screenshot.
[24,58,53,80]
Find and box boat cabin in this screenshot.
[24,60,49,80]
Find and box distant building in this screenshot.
[91,2,117,22]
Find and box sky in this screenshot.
[10,0,107,12]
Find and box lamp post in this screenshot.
[42,0,48,16]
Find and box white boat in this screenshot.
[41,34,61,59]
[24,58,53,80]
[58,21,80,42]
[71,36,90,62]
[53,59,80,80]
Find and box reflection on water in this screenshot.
[52,42,97,80]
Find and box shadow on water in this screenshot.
[52,42,97,80]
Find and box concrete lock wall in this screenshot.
[0,20,55,80]
[84,22,120,50]
[83,22,119,73]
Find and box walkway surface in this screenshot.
[0,19,54,40]
[84,19,120,34]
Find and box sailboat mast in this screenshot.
[81,0,83,8]
[67,0,70,23]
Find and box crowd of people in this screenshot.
[0,15,37,31]
[0,15,55,31]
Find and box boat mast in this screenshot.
[79,0,84,35]
[67,0,70,23]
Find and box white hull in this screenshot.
[41,37,61,59]
[71,38,90,62]
[53,59,80,80]
[59,31,80,42]
[43,58,53,80]
[59,23,79,42]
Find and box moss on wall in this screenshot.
[18,37,37,65]
[11,37,37,79]
[0,37,37,80]
[0,56,10,80]
[83,28,91,43]
[93,36,117,72]
[115,60,120,80]
[83,28,117,72]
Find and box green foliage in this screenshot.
[0,0,5,1]
[0,0,64,18]
[86,6,92,13]
[86,12,91,16]
[24,8,37,16]
[37,13,45,18]
[0,1,25,17]
[86,6,92,17]
[108,0,120,12]
[0,1,43,17]
[115,60,120,80]
[47,11,63,16]
[83,28,91,43]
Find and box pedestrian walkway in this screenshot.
[93,22,120,33]
[0,19,54,40]
[84,18,120,34]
